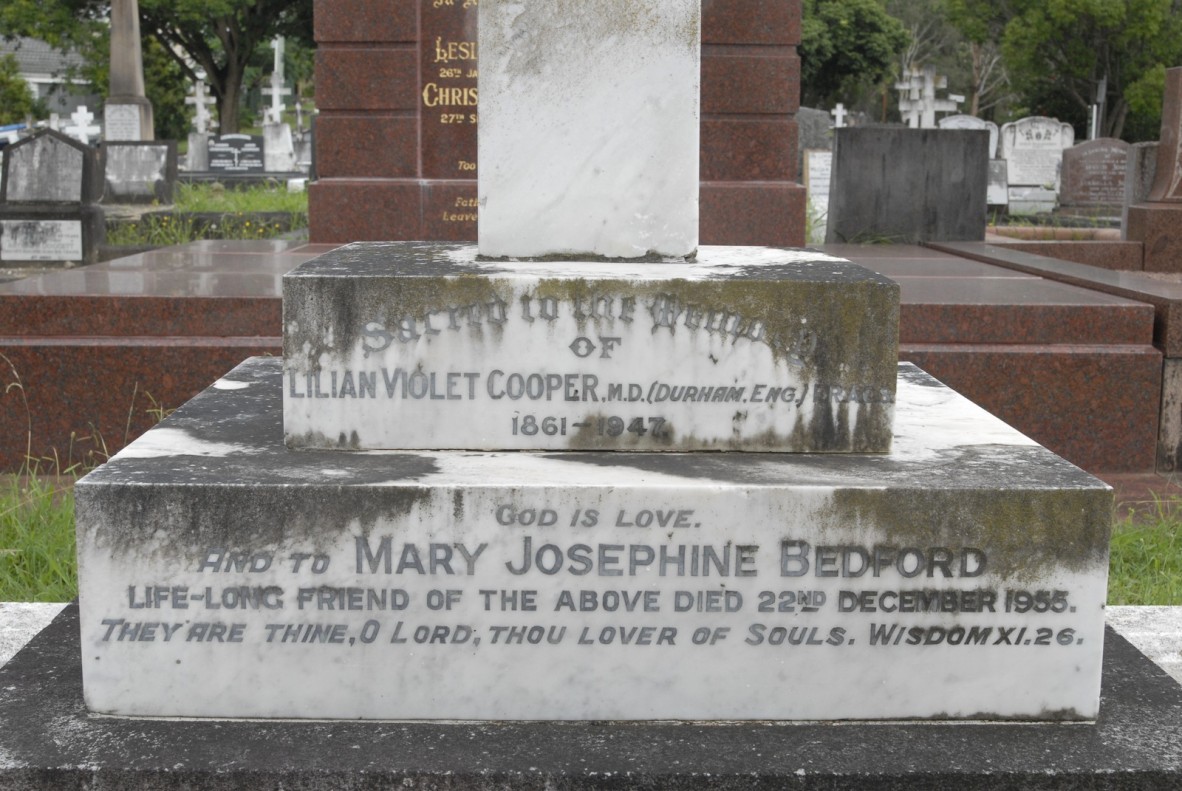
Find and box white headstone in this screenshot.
[804,149,833,244]
[477,0,700,260]
[64,106,101,145]
[103,103,142,142]
[999,116,1074,212]
[938,114,1000,159]
[263,37,291,126]
[999,117,1075,186]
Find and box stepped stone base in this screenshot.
[1,606,1181,789]
[75,358,1109,721]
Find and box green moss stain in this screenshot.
[821,488,1113,582]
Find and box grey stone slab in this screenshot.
[0,603,65,669]
[1,605,1181,789]
[827,127,989,244]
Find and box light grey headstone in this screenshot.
[987,160,1008,206]
[2,132,87,203]
[0,219,83,260]
[804,149,832,244]
[103,104,142,142]
[263,123,297,173]
[939,114,999,158]
[102,142,176,203]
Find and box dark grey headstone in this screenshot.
[1,606,1182,788]
[826,127,989,244]
[207,134,265,173]
[1122,142,1159,237]
[101,141,178,204]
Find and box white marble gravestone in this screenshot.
[939,115,999,159]
[477,0,700,259]
[1000,117,1074,213]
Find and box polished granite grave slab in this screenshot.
[75,358,1109,720]
[0,242,1162,473]
[2,605,1180,789]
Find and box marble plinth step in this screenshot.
[282,242,900,453]
[75,357,1110,721]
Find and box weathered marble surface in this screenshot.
[282,243,900,453]
[75,358,1110,720]
[477,0,700,259]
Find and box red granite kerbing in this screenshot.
[900,344,1162,473]
[1128,204,1182,272]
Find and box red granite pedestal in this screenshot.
[309,0,806,247]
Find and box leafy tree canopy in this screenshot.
[0,53,38,125]
[0,0,312,133]
[800,0,910,108]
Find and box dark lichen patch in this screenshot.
[77,478,441,561]
[822,488,1113,582]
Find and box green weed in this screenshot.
[1108,502,1182,606]
[0,476,77,602]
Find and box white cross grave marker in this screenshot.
[262,37,292,126]
[64,105,101,145]
[896,66,962,129]
[185,75,218,135]
[830,103,848,129]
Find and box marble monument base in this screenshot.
[3,607,1181,790]
[74,358,1110,721]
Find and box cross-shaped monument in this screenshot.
[262,37,292,126]
[830,103,848,129]
[64,105,101,145]
[896,66,962,129]
[185,76,218,135]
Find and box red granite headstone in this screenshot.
[310,0,805,246]
[1060,138,1129,209]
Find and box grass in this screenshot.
[0,476,76,602]
[105,182,309,246]
[1108,503,1182,605]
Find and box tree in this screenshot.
[0,53,37,124]
[941,0,1013,116]
[1000,0,1182,140]
[0,0,313,133]
[800,0,910,108]
[138,0,312,133]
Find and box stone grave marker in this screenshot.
[184,75,217,171]
[261,36,299,173]
[827,127,989,243]
[795,106,832,182]
[207,134,265,173]
[999,116,1074,213]
[804,148,832,243]
[63,105,101,146]
[72,0,1110,725]
[102,103,142,142]
[988,160,1009,206]
[101,141,177,203]
[896,66,962,129]
[1060,138,1129,212]
[0,129,103,265]
[938,114,999,158]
